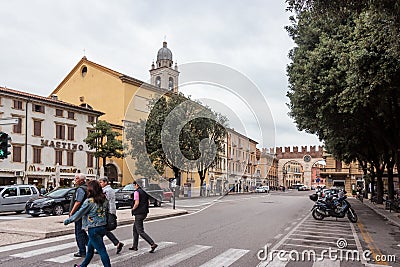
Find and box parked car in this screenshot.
[163,188,174,202]
[291,184,305,190]
[0,184,39,213]
[298,185,310,191]
[115,178,164,209]
[255,185,270,193]
[25,187,76,217]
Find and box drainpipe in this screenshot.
[24,98,30,184]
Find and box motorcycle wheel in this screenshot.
[312,209,324,220]
[347,208,358,223]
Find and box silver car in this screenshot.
[0,184,39,213]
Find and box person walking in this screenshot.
[99,177,124,254]
[129,180,158,253]
[64,180,111,267]
[69,174,89,257]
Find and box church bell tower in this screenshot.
[150,41,179,92]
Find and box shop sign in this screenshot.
[41,139,84,151]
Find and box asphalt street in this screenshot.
[0,190,398,267]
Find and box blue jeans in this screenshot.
[80,226,110,267]
[75,219,88,255]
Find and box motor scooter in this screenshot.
[309,192,358,223]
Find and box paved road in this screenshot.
[0,191,397,266]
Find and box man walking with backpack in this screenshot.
[99,177,124,254]
[69,173,89,257]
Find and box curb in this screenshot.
[362,200,400,228]
[0,210,188,239]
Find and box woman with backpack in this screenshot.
[64,180,111,267]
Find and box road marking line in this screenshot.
[256,213,311,267]
[356,219,389,266]
[0,234,74,253]
[291,233,355,240]
[198,248,249,267]
[297,227,352,234]
[11,241,76,258]
[274,234,283,239]
[265,253,289,267]
[312,258,340,267]
[285,237,355,246]
[143,244,211,267]
[45,238,135,263]
[90,241,177,267]
[284,227,291,232]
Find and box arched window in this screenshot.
[156,76,161,88]
[168,77,174,90]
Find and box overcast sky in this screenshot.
[0,0,322,149]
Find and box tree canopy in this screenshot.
[125,93,227,193]
[84,120,124,174]
[286,0,400,201]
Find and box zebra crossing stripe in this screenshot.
[45,238,134,263]
[198,248,249,267]
[90,241,177,267]
[143,245,212,267]
[10,241,76,258]
[0,234,74,253]
[265,253,289,267]
[312,258,340,267]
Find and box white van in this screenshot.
[0,185,39,213]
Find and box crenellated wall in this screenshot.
[263,146,324,159]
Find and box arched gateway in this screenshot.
[272,146,324,187]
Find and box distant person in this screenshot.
[99,177,124,254]
[64,180,111,267]
[129,180,158,253]
[69,174,89,257]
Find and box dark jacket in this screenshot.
[132,188,149,215]
[69,184,88,212]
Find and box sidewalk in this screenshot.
[0,208,187,246]
[360,197,400,228]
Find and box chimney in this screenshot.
[51,94,58,100]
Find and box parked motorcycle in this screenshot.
[309,191,358,223]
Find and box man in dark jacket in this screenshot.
[129,180,158,252]
[69,173,88,257]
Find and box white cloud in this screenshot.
[0,0,321,147]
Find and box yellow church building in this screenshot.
[50,42,179,186]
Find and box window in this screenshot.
[67,151,74,166]
[155,76,161,88]
[87,153,94,168]
[67,111,75,120]
[2,187,17,197]
[67,126,75,141]
[55,109,63,117]
[55,150,63,165]
[19,187,32,196]
[168,77,174,90]
[13,118,22,134]
[33,104,45,113]
[33,147,41,163]
[13,100,23,110]
[13,146,22,162]
[88,115,95,123]
[81,66,88,77]
[56,124,65,139]
[33,120,42,136]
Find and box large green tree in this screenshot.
[286,0,400,202]
[84,120,124,176]
[126,93,227,195]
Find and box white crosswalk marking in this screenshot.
[143,244,212,267]
[265,253,289,267]
[0,234,74,253]
[11,241,76,258]
[91,241,177,267]
[45,238,134,263]
[198,248,249,267]
[312,258,340,267]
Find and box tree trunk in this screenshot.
[376,166,384,204]
[198,168,207,196]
